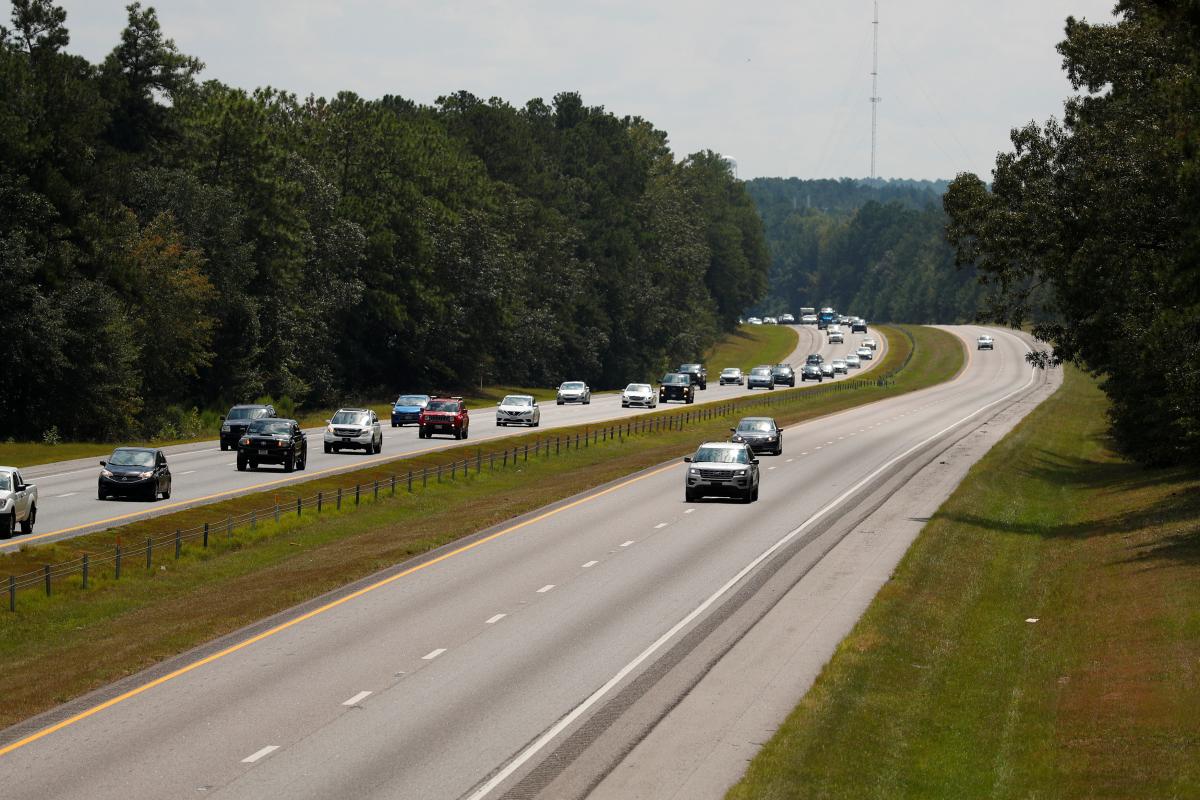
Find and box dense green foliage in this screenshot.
[0,1,768,442]
[944,1,1200,467]
[745,178,984,323]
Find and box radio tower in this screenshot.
[869,1,881,179]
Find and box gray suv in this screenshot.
[684,442,760,502]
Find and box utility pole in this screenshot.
[870,1,881,179]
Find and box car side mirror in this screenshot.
[683,456,693,463]
[219,415,226,422]
[325,419,331,424]
[497,402,502,406]
[729,428,736,433]
[99,460,107,467]
[751,458,760,465]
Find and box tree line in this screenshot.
[744,178,986,323]
[0,1,769,442]
[944,0,1200,467]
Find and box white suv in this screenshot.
[324,408,382,454]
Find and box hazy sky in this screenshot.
[55,1,1118,181]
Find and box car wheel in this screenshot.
[19,505,34,534]
[97,487,106,501]
[375,437,382,454]
[220,442,228,452]
[161,484,171,500]
[324,443,332,454]
[744,487,755,503]
[1,513,12,539]
[333,445,340,453]
[752,485,760,501]
[462,426,469,440]
[237,456,247,471]
[557,400,564,406]
[249,461,258,471]
[533,420,540,427]
[284,452,295,473]
[300,449,308,469]
[392,422,398,428]
[685,488,698,502]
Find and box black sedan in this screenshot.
[237,418,308,472]
[801,364,824,382]
[99,448,172,501]
[730,417,784,455]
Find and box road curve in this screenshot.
[3,324,885,552]
[0,326,1044,800]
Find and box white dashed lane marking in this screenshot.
[684,509,695,514]
[654,523,668,529]
[620,540,635,548]
[242,745,279,764]
[582,560,598,569]
[422,649,446,661]
[536,585,555,593]
[342,691,372,707]
[55,492,77,499]
[486,614,506,624]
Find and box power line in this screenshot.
[870,1,881,179]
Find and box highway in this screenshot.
[0,326,1050,800]
[2,324,885,552]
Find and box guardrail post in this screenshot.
[115,545,121,580]
[392,474,397,495]
[422,467,428,488]
[145,537,152,569]
[336,487,343,509]
[476,450,482,474]
[556,436,560,455]
[374,479,379,500]
[251,511,257,530]
[44,564,50,596]
[437,465,442,483]
[355,483,361,505]
[503,449,508,467]
[408,469,414,491]
[297,496,302,517]
[318,491,323,513]
[274,503,280,523]
[175,529,182,559]
[82,554,88,589]
[8,575,14,611]
[523,444,529,462]
[203,522,209,548]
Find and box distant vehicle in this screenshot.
[820,362,835,378]
[622,383,658,408]
[845,354,862,369]
[838,314,851,325]
[219,404,275,451]
[678,363,708,390]
[977,335,994,350]
[851,319,868,333]
[818,307,837,329]
[391,394,430,427]
[856,347,874,360]
[719,367,744,386]
[496,394,541,427]
[862,338,878,350]
[730,416,783,456]
[799,306,816,318]
[684,442,760,502]
[99,447,172,500]
[419,397,470,439]
[800,314,818,325]
[0,467,36,537]
[557,381,591,405]
[763,316,778,325]
[805,353,825,366]
[828,330,844,344]
[746,365,775,390]
[779,313,796,324]
[747,317,763,325]
[832,359,848,374]
[659,373,696,404]
[238,419,308,472]
[324,408,382,454]
[801,364,823,382]
[771,364,796,387]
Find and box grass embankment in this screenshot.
[727,365,1200,799]
[0,326,794,469]
[0,325,957,731]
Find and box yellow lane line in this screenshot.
[0,460,680,759]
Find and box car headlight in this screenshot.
[735,470,747,476]
[100,469,113,478]
[689,468,699,475]
[221,424,230,432]
[326,425,335,434]
[138,470,153,479]
[240,437,250,446]
[767,435,777,441]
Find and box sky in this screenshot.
[55,0,1119,181]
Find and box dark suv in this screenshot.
[805,353,824,366]
[219,404,275,451]
[236,418,307,472]
[770,364,795,387]
[659,373,695,404]
[730,417,783,456]
[801,364,824,382]
[419,397,470,439]
[678,363,707,390]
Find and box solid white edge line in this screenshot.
[486,614,507,624]
[465,358,1039,800]
[241,745,279,763]
[422,648,446,660]
[342,691,372,707]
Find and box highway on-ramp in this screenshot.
[3,324,884,552]
[0,326,1048,800]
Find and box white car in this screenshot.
[856,347,874,360]
[719,367,744,385]
[828,330,844,344]
[763,316,778,325]
[496,394,541,426]
[977,335,994,350]
[832,359,848,374]
[746,317,762,325]
[557,381,591,405]
[800,314,818,325]
[845,354,861,369]
[621,383,657,408]
[324,408,382,454]
[862,338,878,350]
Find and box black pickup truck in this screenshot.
[678,363,707,390]
[659,373,696,404]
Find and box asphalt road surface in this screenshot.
[2,324,884,552]
[0,326,1047,800]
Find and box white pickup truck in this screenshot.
[0,466,37,538]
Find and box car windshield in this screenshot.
[625,384,651,393]
[773,366,791,373]
[751,368,771,376]
[109,449,155,466]
[248,420,292,435]
[426,400,461,412]
[662,374,687,385]
[737,420,774,433]
[561,382,585,390]
[227,406,266,420]
[502,396,532,406]
[0,474,10,491]
[395,395,428,406]
[331,411,370,425]
[694,446,750,464]
[721,369,739,375]
[680,364,700,371]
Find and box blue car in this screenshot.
[391,394,430,427]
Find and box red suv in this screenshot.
[418,397,470,439]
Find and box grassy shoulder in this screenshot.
[0,325,955,730]
[0,326,796,469]
[726,365,1200,799]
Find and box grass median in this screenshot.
[0,325,959,732]
[726,364,1200,799]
